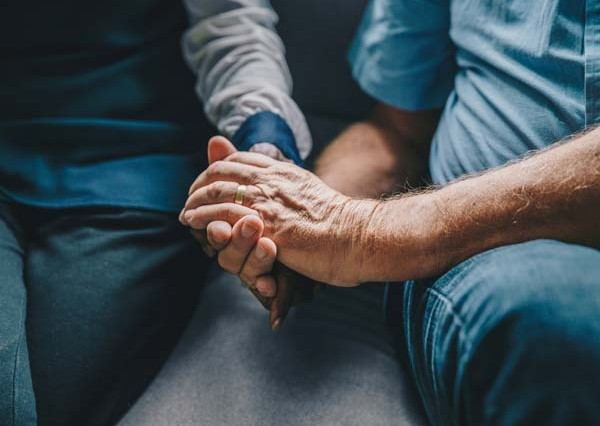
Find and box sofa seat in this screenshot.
[120,273,424,425]
[120,1,425,424]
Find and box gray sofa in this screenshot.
[120,1,424,425]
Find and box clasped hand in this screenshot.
[180,137,367,311]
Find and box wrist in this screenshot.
[349,193,443,282]
[233,111,304,166]
[401,193,448,279]
[334,198,383,284]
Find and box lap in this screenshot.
[403,240,600,425]
[22,207,209,426]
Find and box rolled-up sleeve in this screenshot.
[182,0,311,161]
[349,0,455,111]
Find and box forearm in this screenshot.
[182,0,311,158]
[315,105,436,198]
[315,123,412,197]
[353,127,600,282]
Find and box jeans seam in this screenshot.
[425,286,476,425]
[426,287,474,356]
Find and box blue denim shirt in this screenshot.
[350,0,598,184]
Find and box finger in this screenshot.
[179,137,238,224]
[188,161,263,195]
[269,263,296,331]
[240,237,277,294]
[247,284,273,311]
[184,203,258,230]
[225,151,277,167]
[216,215,264,275]
[206,221,232,251]
[208,136,237,164]
[185,181,237,212]
[184,181,262,211]
[181,181,239,224]
[255,275,277,302]
[249,143,290,162]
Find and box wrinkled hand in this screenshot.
[181,139,372,286]
[181,137,318,329]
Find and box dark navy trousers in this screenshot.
[0,201,207,426]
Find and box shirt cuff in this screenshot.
[232,111,304,167]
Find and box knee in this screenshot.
[465,297,600,424]
[474,294,600,375]
[466,240,600,358]
[456,241,600,423]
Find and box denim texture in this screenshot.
[401,240,600,425]
[0,201,208,426]
[0,202,36,426]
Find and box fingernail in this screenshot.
[255,244,268,260]
[256,278,269,296]
[271,317,282,332]
[212,232,226,244]
[179,209,187,224]
[184,211,194,224]
[241,222,258,239]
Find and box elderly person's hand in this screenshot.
[181,137,318,329]
[181,140,379,286]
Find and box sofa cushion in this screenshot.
[119,274,424,426]
[273,0,375,158]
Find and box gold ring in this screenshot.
[234,184,247,205]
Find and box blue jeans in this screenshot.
[400,240,600,426]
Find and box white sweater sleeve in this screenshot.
[181,0,312,159]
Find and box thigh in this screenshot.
[0,202,36,426]
[24,207,209,426]
[403,240,600,426]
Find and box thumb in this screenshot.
[208,136,237,164]
[269,263,296,331]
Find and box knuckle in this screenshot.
[207,182,222,200]
[205,164,216,178]
[271,163,284,173]
[224,205,234,224]
[250,185,269,202]
[187,214,200,229]
[229,152,242,162]
[248,169,260,183]
[255,203,276,221]
[209,161,225,177]
[243,186,259,207]
[271,164,288,178]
